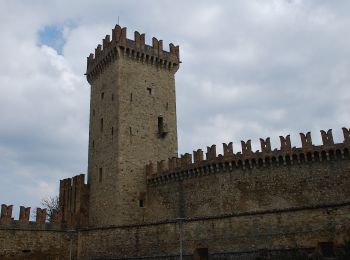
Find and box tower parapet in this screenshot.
[146,128,350,185]
[86,25,180,83]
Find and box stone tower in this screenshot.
[85,25,180,226]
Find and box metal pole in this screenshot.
[176,218,185,260]
[69,236,72,260]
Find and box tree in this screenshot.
[41,195,60,223]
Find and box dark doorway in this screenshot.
[194,248,208,260]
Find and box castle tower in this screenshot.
[85,25,180,226]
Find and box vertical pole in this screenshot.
[69,235,72,260]
[177,218,185,260]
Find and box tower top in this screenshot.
[86,25,180,83]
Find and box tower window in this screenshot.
[166,102,169,110]
[101,92,104,100]
[158,116,167,138]
[100,118,104,132]
[92,140,95,148]
[147,87,152,95]
[158,116,164,133]
[130,93,133,102]
[139,199,144,208]
[99,168,103,183]
[111,127,114,136]
[111,93,114,101]
[138,192,146,208]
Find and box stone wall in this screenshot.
[144,158,350,222]
[77,203,350,259]
[0,226,76,259]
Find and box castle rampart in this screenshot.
[1,24,350,259]
[147,128,350,185]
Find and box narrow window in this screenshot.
[111,93,114,101]
[166,102,169,110]
[138,192,145,208]
[101,92,104,100]
[100,118,104,132]
[147,87,152,95]
[130,93,133,102]
[92,109,95,116]
[158,116,164,134]
[129,127,132,135]
[92,140,95,148]
[98,168,103,183]
[111,127,114,136]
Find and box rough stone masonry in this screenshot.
[0,24,350,260]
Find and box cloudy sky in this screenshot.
[1,0,350,217]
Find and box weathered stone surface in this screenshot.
[1,25,350,260]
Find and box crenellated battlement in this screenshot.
[86,25,180,83]
[0,204,59,228]
[0,174,89,230]
[59,174,89,227]
[146,127,350,185]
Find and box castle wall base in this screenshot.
[0,227,77,259]
[77,203,350,259]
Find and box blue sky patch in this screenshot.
[38,25,65,55]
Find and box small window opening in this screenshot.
[129,127,132,135]
[22,250,31,253]
[99,168,103,183]
[139,192,146,208]
[139,199,144,208]
[100,118,104,132]
[92,109,95,116]
[101,92,104,100]
[92,140,95,148]
[130,93,133,102]
[111,127,114,136]
[158,116,164,133]
[158,116,167,138]
[166,102,169,110]
[147,87,152,95]
[111,93,114,101]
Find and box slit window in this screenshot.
[111,94,114,101]
[100,118,104,132]
[101,92,104,100]
[111,127,114,136]
[139,199,144,208]
[147,87,152,95]
[158,116,164,134]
